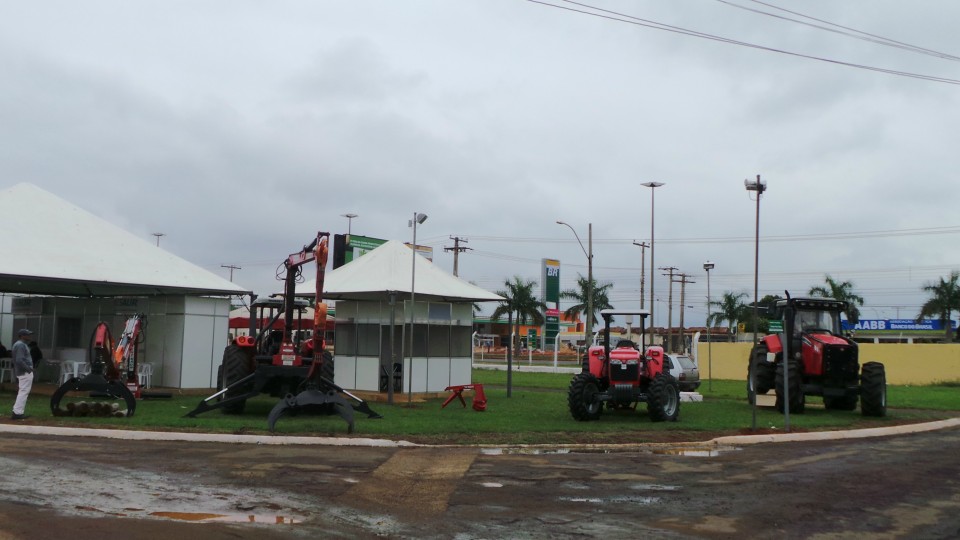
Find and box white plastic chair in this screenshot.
[137,363,153,388]
[0,358,13,383]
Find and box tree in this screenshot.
[916,271,960,343]
[809,275,865,323]
[492,276,547,356]
[559,274,613,331]
[708,291,748,332]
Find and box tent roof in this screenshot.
[296,240,503,303]
[0,183,250,297]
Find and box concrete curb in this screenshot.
[0,423,419,447]
[2,417,957,449]
[706,417,960,446]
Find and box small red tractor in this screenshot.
[568,309,680,422]
[184,232,381,432]
[747,294,886,416]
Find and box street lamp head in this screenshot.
[416,213,428,224]
[342,213,358,219]
[641,181,665,188]
[703,261,715,271]
[744,176,767,193]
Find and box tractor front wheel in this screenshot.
[775,360,805,414]
[568,372,603,421]
[747,343,775,404]
[221,345,253,414]
[647,373,680,422]
[860,362,887,417]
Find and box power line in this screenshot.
[525,0,960,85]
[729,0,960,62]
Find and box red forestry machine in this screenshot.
[184,232,381,432]
[50,313,150,417]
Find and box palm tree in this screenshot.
[809,275,865,323]
[491,276,547,356]
[708,291,748,332]
[559,274,613,331]
[916,271,960,343]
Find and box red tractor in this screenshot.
[568,309,680,422]
[747,294,886,416]
[184,232,381,432]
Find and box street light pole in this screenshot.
[557,221,593,347]
[408,212,428,405]
[745,175,767,430]
[703,261,715,391]
[641,182,664,341]
[341,213,358,235]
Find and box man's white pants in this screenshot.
[13,372,33,415]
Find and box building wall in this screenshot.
[4,294,230,389]
[695,342,960,385]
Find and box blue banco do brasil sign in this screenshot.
[842,319,958,333]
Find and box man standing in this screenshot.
[11,328,34,420]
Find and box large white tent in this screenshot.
[0,183,249,297]
[0,183,250,389]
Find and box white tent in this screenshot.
[295,239,502,302]
[293,239,501,393]
[0,183,249,297]
[0,183,250,389]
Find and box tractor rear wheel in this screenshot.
[568,372,603,421]
[221,345,253,414]
[860,362,887,417]
[775,360,805,414]
[647,373,680,422]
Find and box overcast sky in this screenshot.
[2,0,959,327]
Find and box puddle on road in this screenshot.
[559,495,660,505]
[650,446,740,457]
[480,446,740,457]
[480,448,572,456]
[149,511,301,524]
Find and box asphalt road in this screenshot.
[2,424,960,539]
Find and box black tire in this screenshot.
[647,373,680,422]
[823,394,858,411]
[747,343,775,403]
[860,362,887,417]
[568,372,603,421]
[221,345,253,414]
[320,351,335,383]
[775,360,805,414]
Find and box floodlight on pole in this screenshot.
[557,220,593,347]
[745,174,767,431]
[703,260,715,391]
[407,211,427,405]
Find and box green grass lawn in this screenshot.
[3,371,958,445]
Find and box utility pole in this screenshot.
[675,273,695,354]
[632,240,649,310]
[220,264,241,282]
[660,266,678,352]
[444,236,472,277]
